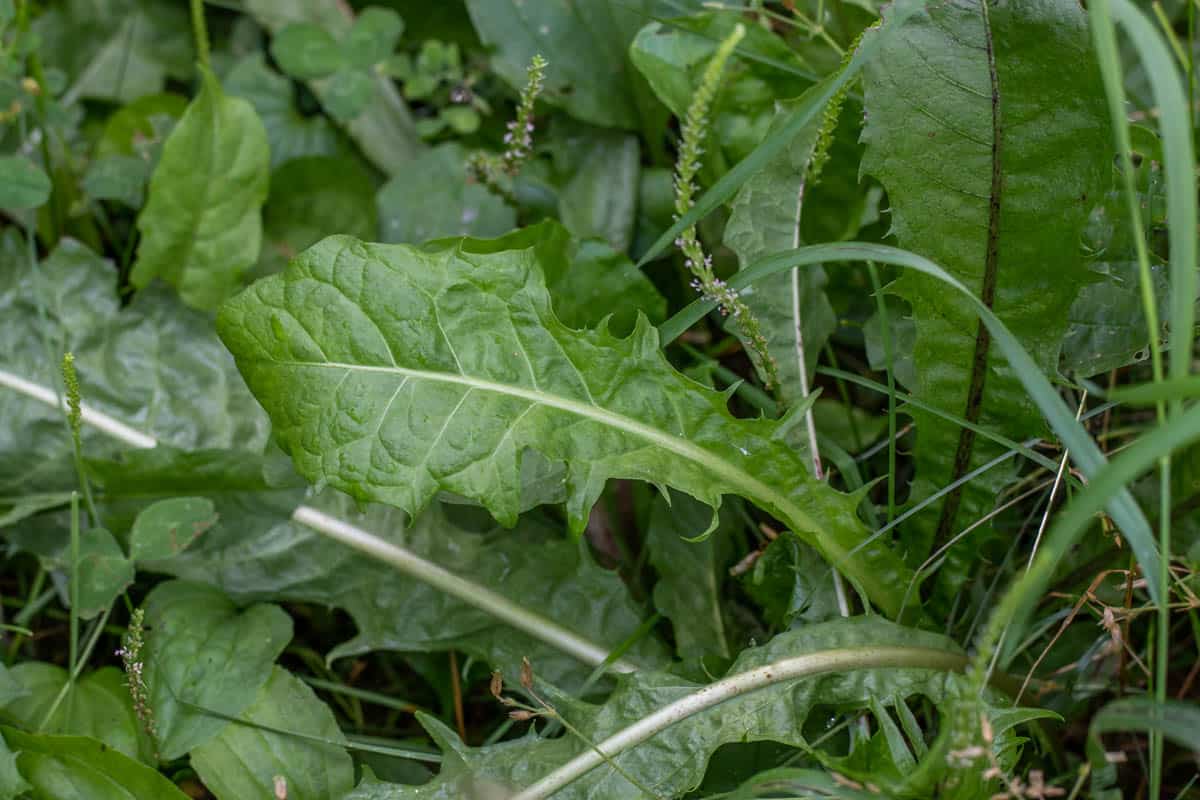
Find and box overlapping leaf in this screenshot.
[125,466,666,688]
[860,0,1110,593]
[0,238,269,496]
[342,617,998,799]
[216,231,915,615]
[724,94,835,406]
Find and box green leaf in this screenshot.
[376,143,515,244]
[82,155,149,208]
[225,55,345,169]
[216,232,915,616]
[34,2,192,105]
[0,156,52,209]
[343,7,405,69]
[629,13,811,168]
[190,667,354,800]
[131,66,271,311]
[1090,697,1200,751]
[0,733,28,800]
[129,497,217,561]
[0,728,190,800]
[466,221,665,337]
[322,67,375,122]
[1061,195,1169,377]
[72,528,135,618]
[270,22,344,80]
[646,490,735,660]
[859,0,1110,591]
[96,93,189,161]
[142,580,292,759]
[659,241,1164,610]
[140,484,665,689]
[0,493,72,531]
[724,93,835,406]
[242,0,423,175]
[261,155,377,277]
[439,106,478,134]
[556,129,640,252]
[345,617,988,799]
[740,532,842,628]
[0,239,269,496]
[464,0,657,129]
[2,665,153,764]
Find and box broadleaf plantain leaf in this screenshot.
[190,667,354,800]
[131,66,270,311]
[1,729,190,800]
[216,232,915,616]
[2,665,154,765]
[141,580,292,760]
[860,0,1110,595]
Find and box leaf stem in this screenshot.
[509,646,971,799]
[189,0,211,70]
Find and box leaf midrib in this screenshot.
[277,359,846,564]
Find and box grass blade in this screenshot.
[660,241,1163,606]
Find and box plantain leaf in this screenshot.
[131,66,270,311]
[141,580,293,760]
[342,617,1002,799]
[860,0,1110,594]
[724,93,835,406]
[2,665,154,765]
[190,667,354,800]
[128,497,218,561]
[216,232,915,615]
[0,729,190,800]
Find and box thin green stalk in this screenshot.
[189,0,210,69]
[38,606,113,731]
[1087,4,1197,790]
[300,676,425,715]
[61,354,100,527]
[68,492,80,699]
[5,569,47,663]
[867,263,896,524]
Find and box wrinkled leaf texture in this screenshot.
[860,0,1110,594]
[216,231,914,615]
